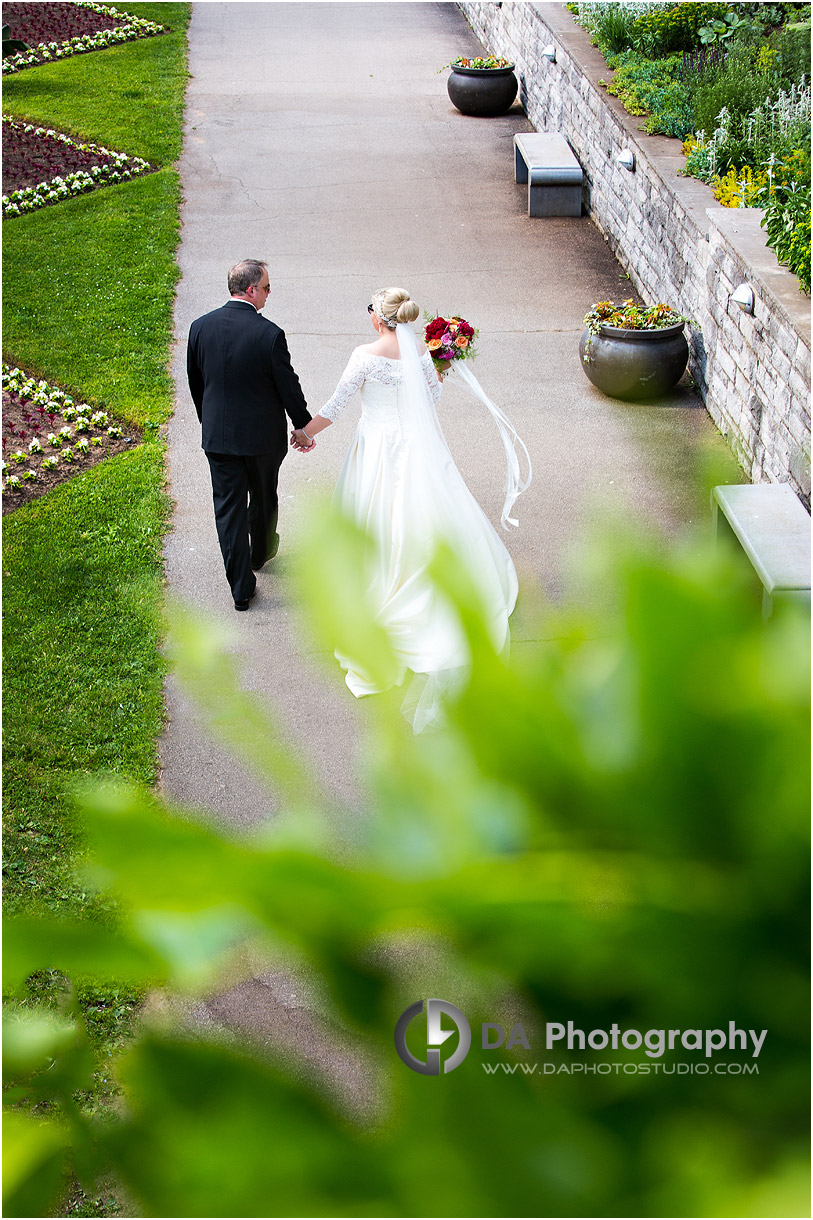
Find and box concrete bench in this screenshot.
[712,483,811,617]
[514,132,583,217]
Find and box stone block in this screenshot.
[787,408,809,451]
[716,345,738,384]
[788,367,808,405]
[754,359,777,398]
[772,320,798,363]
[790,443,812,502]
[735,366,754,403]
[772,348,793,386]
[733,309,757,346]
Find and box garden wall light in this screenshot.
[542,44,556,62]
[617,148,635,171]
[731,283,755,314]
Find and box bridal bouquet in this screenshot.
[423,312,478,374]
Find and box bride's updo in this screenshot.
[372,287,420,329]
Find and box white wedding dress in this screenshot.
[316,326,522,732]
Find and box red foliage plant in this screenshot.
[2,2,122,45]
[2,122,123,193]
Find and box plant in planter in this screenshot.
[442,56,518,118]
[579,299,697,401]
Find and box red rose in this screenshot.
[424,316,448,341]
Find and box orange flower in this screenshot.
[455,336,469,349]
[428,338,442,351]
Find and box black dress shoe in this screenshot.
[234,585,257,612]
[252,532,280,570]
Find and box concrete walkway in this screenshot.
[161,2,738,1023]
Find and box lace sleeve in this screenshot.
[318,348,367,422]
[421,350,443,404]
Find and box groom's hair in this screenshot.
[228,259,268,295]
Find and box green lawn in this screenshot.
[3,446,169,920]
[3,9,189,1210]
[2,6,189,919]
[3,170,181,429]
[2,3,189,164]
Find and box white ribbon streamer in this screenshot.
[451,361,533,529]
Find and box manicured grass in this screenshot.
[3,445,170,919]
[3,3,190,912]
[3,12,189,1212]
[2,169,181,428]
[3,445,168,1213]
[2,4,190,164]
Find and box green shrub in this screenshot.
[685,83,811,180]
[633,1,728,55]
[3,512,810,1219]
[698,10,764,49]
[574,1,811,290]
[573,2,728,57]
[692,43,780,131]
[604,51,695,137]
[710,131,757,174]
[761,177,812,292]
[747,89,811,159]
[771,18,813,86]
[570,1,649,55]
[589,2,638,54]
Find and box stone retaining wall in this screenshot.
[458,1,811,505]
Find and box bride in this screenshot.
[291,287,528,732]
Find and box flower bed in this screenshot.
[569,1,811,292]
[2,364,140,512]
[2,117,151,217]
[2,1,164,74]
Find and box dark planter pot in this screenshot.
[578,322,689,401]
[447,64,518,117]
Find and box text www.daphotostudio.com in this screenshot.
[394,999,767,1077]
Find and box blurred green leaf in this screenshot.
[3,509,809,1217]
[3,915,166,995]
[2,1113,70,1219]
[3,1008,80,1076]
[102,1032,388,1218]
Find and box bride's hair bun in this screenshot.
[396,298,420,324]
[374,287,419,326]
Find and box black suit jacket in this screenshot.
[187,300,311,455]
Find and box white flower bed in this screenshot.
[2,2,164,74]
[2,363,135,499]
[2,117,151,218]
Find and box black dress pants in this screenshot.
[206,450,283,601]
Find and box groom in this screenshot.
[187,260,311,610]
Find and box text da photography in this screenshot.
[395,999,768,1076]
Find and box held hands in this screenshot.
[290,427,315,453]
